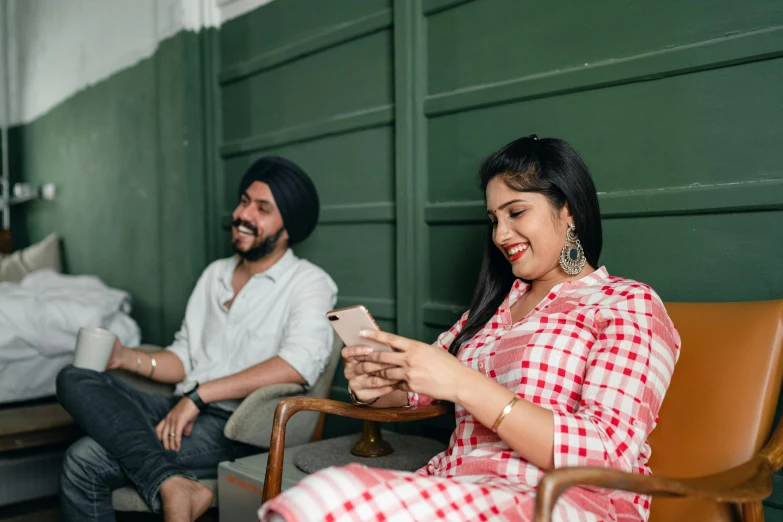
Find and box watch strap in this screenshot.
[186,386,208,411]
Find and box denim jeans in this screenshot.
[56,365,258,522]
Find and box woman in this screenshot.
[258,136,681,521]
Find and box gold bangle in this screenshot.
[148,355,157,379]
[491,395,519,433]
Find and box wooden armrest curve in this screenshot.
[533,456,774,522]
[273,396,451,423]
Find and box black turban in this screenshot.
[237,156,319,245]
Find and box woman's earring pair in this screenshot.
[559,223,586,275]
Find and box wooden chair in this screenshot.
[536,300,783,522]
[261,301,783,522]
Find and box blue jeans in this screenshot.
[56,365,258,522]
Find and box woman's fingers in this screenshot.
[375,367,406,382]
[352,373,399,390]
[368,385,397,398]
[361,350,407,367]
[393,381,411,393]
[344,360,399,380]
[341,345,373,360]
[360,330,412,352]
[353,361,397,376]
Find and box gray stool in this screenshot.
[217,431,447,521]
[294,431,447,473]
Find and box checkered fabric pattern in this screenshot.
[259,267,680,522]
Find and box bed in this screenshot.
[0,234,141,404]
[0,233,141,507]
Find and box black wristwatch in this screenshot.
[183,382,208,411]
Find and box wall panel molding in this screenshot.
[425,25,783,117]
[335,296,397,321]
[220,105,393,158]
[222,202,395,226]
[425,179,783,223]
[320,202,395,224]
[219,9,393,85]
[393,0,430,339]
[423,0,477,16]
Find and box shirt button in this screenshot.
[478,362,485,370]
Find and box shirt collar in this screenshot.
[221,249,298,289]
[262,249,298,282]
[504,266,611,311]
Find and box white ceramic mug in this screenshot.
[73,327,117,372]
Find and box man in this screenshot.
[56,157,337,522]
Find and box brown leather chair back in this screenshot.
[648,301,783,522]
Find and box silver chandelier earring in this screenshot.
[559,223,586,275]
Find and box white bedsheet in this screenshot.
[0,353,73,404]
[0,270,141,403]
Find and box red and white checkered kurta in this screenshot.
[259,267,680,522]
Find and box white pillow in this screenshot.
[0,233,62,283]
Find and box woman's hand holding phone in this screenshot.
[330,305,465,404]
[342,344,401,403]
[329,305,402,403]
[355,329,469,403]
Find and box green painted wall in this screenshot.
[216,0,783,515]
[217,0,396,426]
[11,30,216,345]
[7,0,783,514]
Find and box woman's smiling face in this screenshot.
[486,176,572,281]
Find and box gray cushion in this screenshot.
[293,431,448,474]
[0,233,61,282]
[112,479,218,512]
[223,337,343,448]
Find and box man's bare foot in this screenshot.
[159,476,213,522]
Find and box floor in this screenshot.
[0,498,58,522]
[0,498,219,522]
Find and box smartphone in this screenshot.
[326,305,392,352]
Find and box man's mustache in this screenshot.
[227,218,258,236]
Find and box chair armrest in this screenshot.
[109,345,175,396]
[261,396,451,502]
[223,383,305,447]
[533,456,774,522]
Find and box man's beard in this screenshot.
[231,219,285,262]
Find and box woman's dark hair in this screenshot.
[448,135,602,355]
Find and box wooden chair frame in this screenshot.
[532,413,783,522]
[261,396,783,521]
[261,397,451,502]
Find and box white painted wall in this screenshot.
[0,0,277,125]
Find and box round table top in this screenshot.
[294,430,448,474]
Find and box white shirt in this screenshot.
[167,249,338,410]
